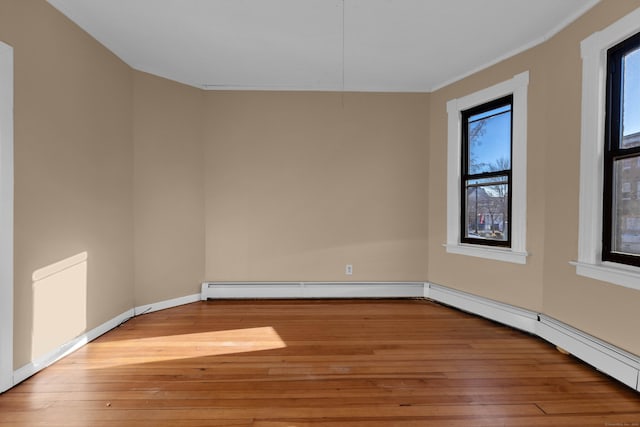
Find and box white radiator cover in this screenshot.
[537,314,640,390]
[201,281,426,300]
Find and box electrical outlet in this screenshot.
[345,264,353,275]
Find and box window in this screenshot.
[576,7,640,291]
[602,32,640,267]
[461,96,512,247]
[445,72,528,264]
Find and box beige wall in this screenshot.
[428,0,640,355]
[204,92,430,281]
[428,47,546,313]
[133,71,205,305]
[539,1,640,355]
[0,0,134,367]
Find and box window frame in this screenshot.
[0,41,14,393]
[445,71,529,264]
[575,7,640,291]
[460,95,513,248]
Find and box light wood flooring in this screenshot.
[1,299,639,426]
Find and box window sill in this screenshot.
[571,261,640,291]
[444,243,528,264]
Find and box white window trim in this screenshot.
[445,71,529,264]
[0,41,14,393]
[575,7,640,292]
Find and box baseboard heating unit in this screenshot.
[201,281,427,300]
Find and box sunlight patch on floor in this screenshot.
[85,326,287,369]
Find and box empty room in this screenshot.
[0,0,639,425]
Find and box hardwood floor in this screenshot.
[1,299,638,426]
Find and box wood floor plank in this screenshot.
[0,299,638,426]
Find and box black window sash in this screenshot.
[603,32,640,267]
[460,95,513,248]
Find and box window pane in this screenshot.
[465,177,509,241]
[611,157,640,255]
[468,105,511,174]
[622,47,640,148]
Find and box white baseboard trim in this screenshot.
[537,315,640,391]
[13,309,134,385]
[426,283,539,334]
[201,282,427,300]
[134,293,200,316]
[12,293,201,388]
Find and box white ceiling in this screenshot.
[47,0,599,92]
